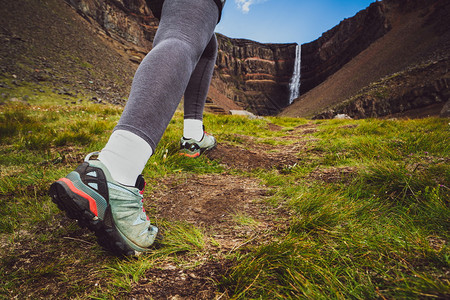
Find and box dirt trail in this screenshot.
[128,123,322,299]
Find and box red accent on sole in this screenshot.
[179,152,200,158]
[59,177,98,217]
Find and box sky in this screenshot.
[216,0,376,45]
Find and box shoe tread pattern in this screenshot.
[49,181,136,256]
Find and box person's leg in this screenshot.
[100,0,219,184]
[182,34,218,141]
[116,0,218,150]
[50,0,220,256]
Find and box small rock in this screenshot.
[230,110,263,120]
[163,264,177,270]
[8,97,29,105]
[130,56,142,63]
[334,114,352,119]
[440,100,450,118]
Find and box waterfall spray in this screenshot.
[289,44,301,104]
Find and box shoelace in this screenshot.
[139,180,146,195]
[139,181,150,221]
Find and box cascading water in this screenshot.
[288,44,301,104]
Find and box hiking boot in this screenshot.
[179,131,217,158]
[49,152,159,256]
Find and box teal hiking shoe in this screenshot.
[179,130,217,158]
[49,152,159,256]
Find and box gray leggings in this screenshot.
[115,0,219,151]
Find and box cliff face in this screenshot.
[214,34,297,115]
[65,0,158,61]
[282,0,450,119]
[300,1,391,95]
[64,0,297,115]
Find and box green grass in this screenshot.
[223,119,449,299]
[0,90,448,298]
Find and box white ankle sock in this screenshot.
[98,130,153,186]
[183,119,204,141]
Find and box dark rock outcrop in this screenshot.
[300,1,391,95]
[313,58,450,119]
[441,100,450,118]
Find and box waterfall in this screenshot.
[289,44,301,104]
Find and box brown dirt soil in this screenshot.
[206,143,297,171]
[125,192,284,298]
[309,166,357,183]
[150,174,270,227]
[205,124,320,172]
[127,259,234,300]
[148,173,290,249]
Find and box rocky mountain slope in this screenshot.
[1,0,448,119]
[281,0,450,118]
[0,0,138,104]
[300,1,391,95]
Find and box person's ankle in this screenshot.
[98,130,153,186]
[183,119,203,142]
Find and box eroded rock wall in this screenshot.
[300,1,391,95]
[214,34,297,115]
[64,0,158,61]
[282,0,450,119]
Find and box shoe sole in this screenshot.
[49,180,138,256]
[179,141,217,158]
